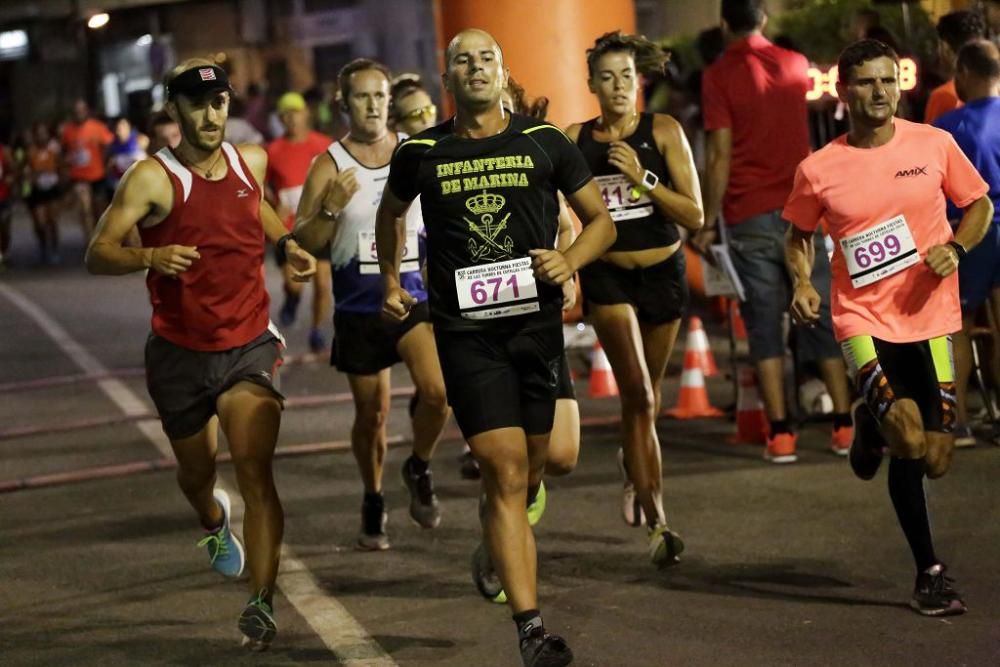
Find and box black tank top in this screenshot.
[576,112,679,252]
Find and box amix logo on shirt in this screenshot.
[894,165,928,178]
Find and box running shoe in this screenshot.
[911,563,966,617]
[239,589,277,651]
[830,424,853,456]
[849,400,886,481]
[617,447,645,527]
[953,424,976,448]
[307,327,326,353]
[764,432,798,464]
[470,542,506,603]
[526,481,546,527]
[278,294,300,327]
[401,455,441,529]
[357,494,389,551]
[519,626,574,667]
[458,448,481,480]
[196,488,245,578]
[648,524,685,568]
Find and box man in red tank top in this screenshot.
[85,58,316,652]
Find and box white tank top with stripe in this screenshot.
[326,133,424,270]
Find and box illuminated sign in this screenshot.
[0,29,28,61]
[807,58,917,101]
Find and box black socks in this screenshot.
[888,457,937,572]
[769,419,791,435]
[513,609,543,643]
[832,412,853,429]
[406,454,429,476]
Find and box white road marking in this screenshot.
[0,282,397,666]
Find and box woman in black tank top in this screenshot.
[566,32,704,566]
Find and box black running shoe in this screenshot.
[459,449,481,480]
[520,627,573,667]
[849,400,886,481]
[911,563,966,617]
[401,456,441,529]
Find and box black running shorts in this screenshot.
[579,250,688,324]
[145,329,285,440]
[331,300,430,376]
[434,323,564,439]
[556,351,575,401]
[842,335,955,433]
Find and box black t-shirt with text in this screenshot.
[387,113,592,332]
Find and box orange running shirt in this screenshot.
[61,118,113,182]
[783,119,988,343]
[924,79,962,125]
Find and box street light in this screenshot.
[87,13,110,29]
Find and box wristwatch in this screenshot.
[631,169,659,198]
[947,240,967,261]
[276,233,298,263]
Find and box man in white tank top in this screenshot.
[294,59,451,551]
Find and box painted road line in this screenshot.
[0,435,406,494]
[0,388,418,441]
[0,282,398,666]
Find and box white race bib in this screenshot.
[35,172,59,190]
[455,257,540,320]
[277,185,304,214]
[358,229,419,275]
[595,173,653,221]
[840,214,920,288]
[71,148,91,169]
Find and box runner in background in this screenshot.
[266,92,333,352]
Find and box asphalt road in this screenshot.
[1,209,998,666]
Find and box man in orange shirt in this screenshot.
[784,40,993,617]
[62,99,114,238]
[924,11,985,124]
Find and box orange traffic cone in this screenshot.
[665,364,723,419]
[589,342,619,398]
[731,301,748,341]
[681,316,718,378]
[730,365,768,444]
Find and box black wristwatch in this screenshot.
[276,233,297,263]
[947,240,967,261]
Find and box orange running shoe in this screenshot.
[830,424,854,456]
[764,432,798,464]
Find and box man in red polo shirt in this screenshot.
[266,92,333,352]
[692,0,852,463]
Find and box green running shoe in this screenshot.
[648,524,685,568]
[239,589,277,651]
[526,481,546,527]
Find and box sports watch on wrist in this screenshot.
[947,240,967,261]
[276,233,297,264]
[630,169,659,198]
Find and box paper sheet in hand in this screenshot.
[703,244,746,302]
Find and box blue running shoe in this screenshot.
[239,588,277,651]
[197,489,245,578]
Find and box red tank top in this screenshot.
[142,143,270,351]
